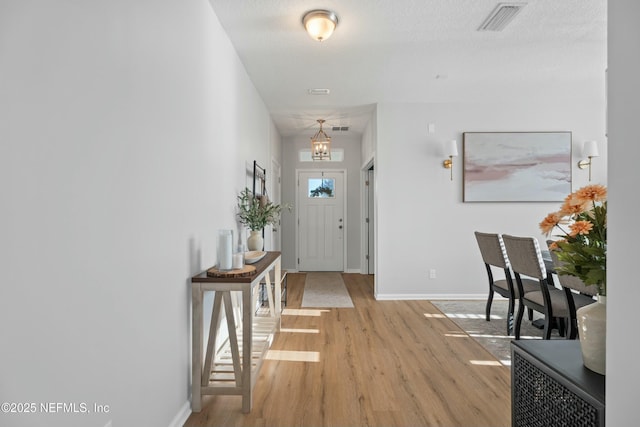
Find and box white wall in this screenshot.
[263,120,283,251]
[281,134,363,272]
[375,99,607,299]
[361,108,377,164]
[0,1,276,426]
[607,1,640,424]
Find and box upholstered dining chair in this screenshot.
[474,231,538,335]
[502,234,570,340]
[547,241,597,339]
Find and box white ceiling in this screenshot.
[208,0,606,137]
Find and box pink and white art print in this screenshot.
[463,132,572,202]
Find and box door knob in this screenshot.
[339,225,343,229]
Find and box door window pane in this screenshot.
[308,178,335,198]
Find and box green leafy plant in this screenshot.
[540,184,607,295]
[310,185,333,197]
[237,188,291,231]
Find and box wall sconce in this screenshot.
[443,140,458,180]
[577,140,599,181]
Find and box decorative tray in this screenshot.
[207,265,256,278]
[244,251,267,264]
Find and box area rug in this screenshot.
[301,272,354,308]
[431,299,565,365]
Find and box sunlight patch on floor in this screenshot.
[280,328,320,334]
[444,332,470,338]
[468,333,514,339]
[424,313,447,318]
[282,308,330,317]
[469,360,503,366]
[444,313,503,320]
[265,350,320,362]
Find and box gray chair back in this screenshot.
[502,235,546,280]
[547,242,598,296]
[474,231,509,269]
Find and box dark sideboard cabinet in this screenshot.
[511,340,605,427]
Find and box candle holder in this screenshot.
[232,244,245,270]
[217,230,233,271]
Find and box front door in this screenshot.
[297,170,345,271]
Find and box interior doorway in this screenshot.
[366,165,375,274]
[271,158,282,250]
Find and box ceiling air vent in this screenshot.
[478,2,526,31]
[332,126,349,132]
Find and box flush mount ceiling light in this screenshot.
[310,119,331,160]
[302,9,338,42]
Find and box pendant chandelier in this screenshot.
[310,119,331,160]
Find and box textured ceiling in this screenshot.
[209,0,606,137]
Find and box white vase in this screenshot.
[576,295,606,375]
[247,230,264,251]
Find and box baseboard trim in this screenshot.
[282,269,363,274]
[375,293,492,301]
[168,401,191,427]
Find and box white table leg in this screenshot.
[223,292,242,386]
[202,292,223,385]
[241,286,252,413]
[264,271,275,317]
[275,258,281,330]
[191,284,203,412]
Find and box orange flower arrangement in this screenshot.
[540,184,607,295]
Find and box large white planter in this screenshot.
[576,295,606,375]
[247,230,264,251]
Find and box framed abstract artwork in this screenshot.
[463,132,572,202]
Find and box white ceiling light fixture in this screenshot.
[310,119,331,160]
[302,9,338,42]
[478,2,526,31]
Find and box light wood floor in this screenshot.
[184,273,511,427]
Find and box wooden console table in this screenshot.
[512,340,605,426]
[190,251,282,413]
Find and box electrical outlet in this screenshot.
[429,269,436,279]
[428,123,435,134]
